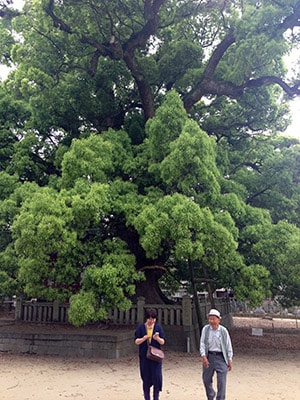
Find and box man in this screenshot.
[200,308,233,400]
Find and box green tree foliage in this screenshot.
[1,1,300,323]
[248,221,300,306]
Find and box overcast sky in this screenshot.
[284,98,300,139]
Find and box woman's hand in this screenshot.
[135,334,149,345]
[153,332,165,345]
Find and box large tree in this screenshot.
[1,1,300,323]
[4,92,270,325]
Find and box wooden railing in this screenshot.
[107,302,185,326]
[16,300,69,323]
[15,297,231,327]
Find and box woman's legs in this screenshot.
[153,387,160,400]
[143,382,151,400]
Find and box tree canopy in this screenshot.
[1,0,300,325]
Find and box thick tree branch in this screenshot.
[183,2,300,112]
[183,30,236,110]
[45,1,123,76]
[203,29,235,80]
[44,0,165,119]
[246,76,300,97]
[123,0,165,119]
[44,0,72,33]
[279,0,300,30]
[246,186,273,204]
[43,0,300,119]
[0,0,20,19]
[229,161,263,176]
[184,74,300,114]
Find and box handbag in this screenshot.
[146,345,164,362]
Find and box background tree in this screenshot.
[246,221,300,307]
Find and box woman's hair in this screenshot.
[145,308,157,319]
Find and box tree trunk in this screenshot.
[203,266,216,309]
[132,266,171,304]
[188,259,204,331]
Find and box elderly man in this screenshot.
[200,309,233,400]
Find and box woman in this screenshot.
[135,308,165,400]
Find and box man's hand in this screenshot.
[202,355,209,368]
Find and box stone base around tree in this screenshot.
[0,327,136,359]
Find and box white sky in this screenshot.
[284,98,300,139]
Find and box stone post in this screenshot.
[182,296,192,327]
[137,297,145,324]
[182,295,195,352]
[15,299,22,320]
[53,300,59,322]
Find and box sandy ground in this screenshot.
[0,317,299,400]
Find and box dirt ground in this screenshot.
[231,315,300,351]
[0,316,299,399]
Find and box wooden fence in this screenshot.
[15,300,69,324]
[15,296,231,328]
[11,297,232,352]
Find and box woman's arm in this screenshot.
[135,335,149,345]
[153,325,165,345]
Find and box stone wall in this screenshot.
[0,313,232,358]
[0,328,136,359]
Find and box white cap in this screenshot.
[208,308,221,319]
